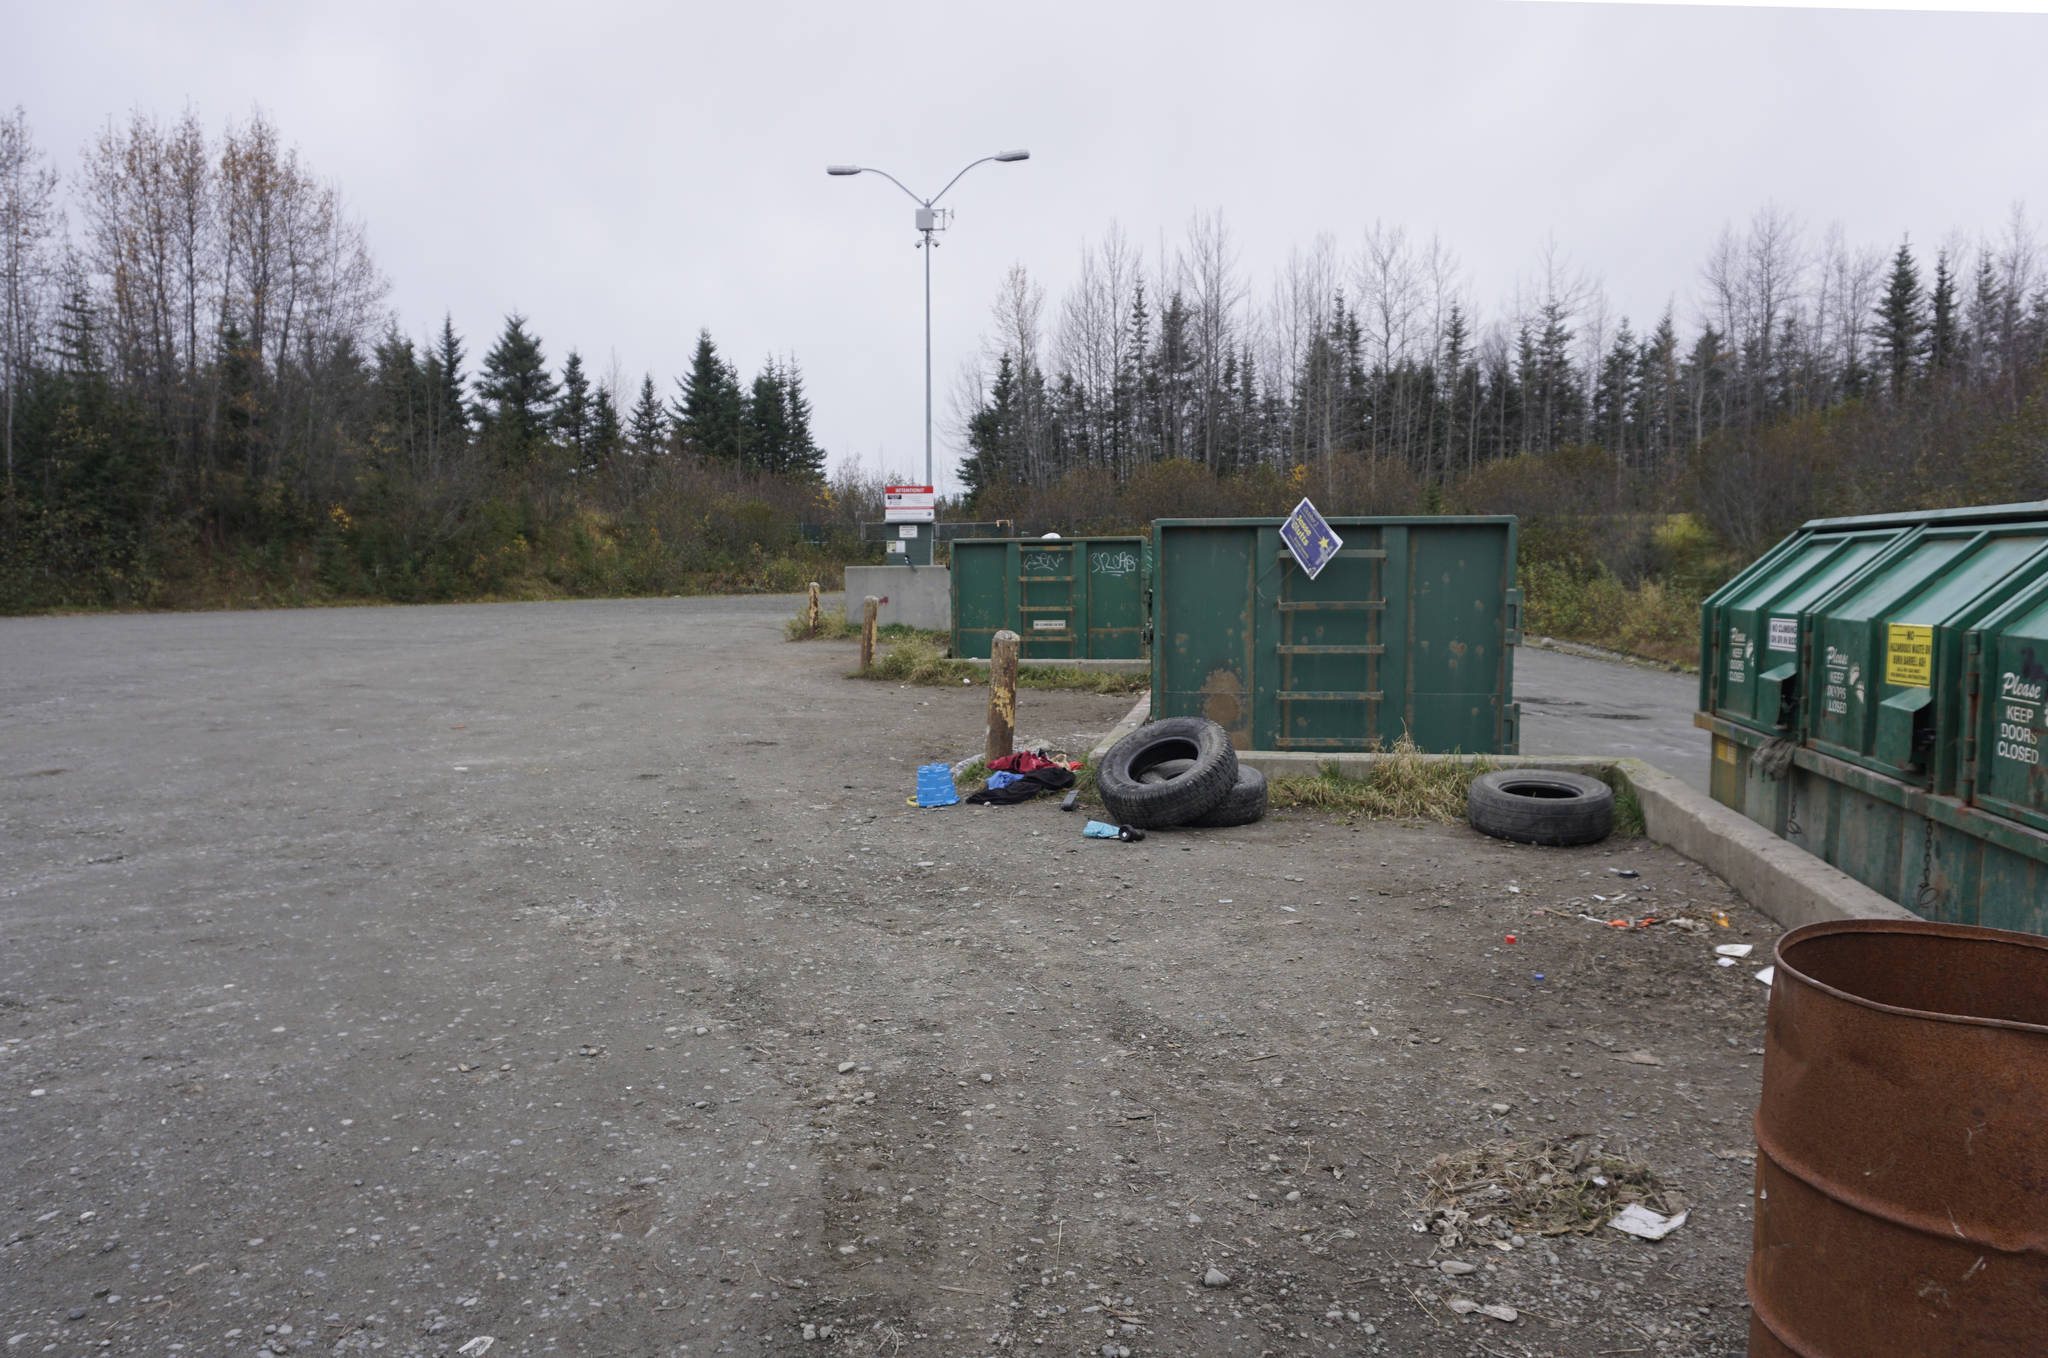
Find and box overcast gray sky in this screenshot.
[9,1,2047,490]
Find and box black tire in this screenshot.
[1137,758,1195,785]
[1190,763,1268,828]
[1097,718,1238,829]
[1466,770,1614,847]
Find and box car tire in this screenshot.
[1189,763,1268,828]
[1097,718,1237,829]
[1466,770,1614,847]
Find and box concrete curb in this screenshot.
[1087,696,1154,765]
[1613,758,1916,929]
[963,657,1151,676]
[1081,710,1914,931]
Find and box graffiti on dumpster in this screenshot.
[1090,549,1139,576]
[1023,552,1066,575]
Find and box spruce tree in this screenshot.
[474,314,559,469]
[590,386,622,466]
[1873,239,1926,400]
[780,357,824,481]
[961,353,1021,503]
[555,350,592,471]
[628,374,667,455]
[673,329,745,462]
[1929,250,1958,375]
[743,361,790,474]
[432,315,470,449]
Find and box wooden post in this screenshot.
[986,629,1020,762]
[860,595,879,670]
[805,581,821,635]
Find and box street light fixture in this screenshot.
[825,150,1031,492]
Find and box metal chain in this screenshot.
[1916,817,1938,912]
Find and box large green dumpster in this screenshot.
[1149,516,1519,753]
[1967,577,2048,838]
[1700,526,1912,735]
[949,537,1149,660]
[1803,522,2048,783]
[1697,501,2048,934]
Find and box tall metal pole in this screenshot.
[923,224,933,490]
[825,152,1027,496]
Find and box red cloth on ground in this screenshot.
[988,751,1062,774]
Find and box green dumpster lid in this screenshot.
[1801,501,2048,532]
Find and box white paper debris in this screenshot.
[1715,943,1754,958]
[457,1340,496,1358]
[1717,957,1737,967]
[1608,1204,1688,1240]
[1755,966,1775,986]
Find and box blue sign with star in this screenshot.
[1280,497,1343,580]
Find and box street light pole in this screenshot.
[826,151,1030,492]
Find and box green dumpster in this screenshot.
[1968,577,2048,839]
[949,537,1149,661]
[1149,516,1519,753]
[1804,521,2048,783]
[1700,526,1911,736]
[1696,501,2048,933]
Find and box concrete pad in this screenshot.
[844,565,950,630]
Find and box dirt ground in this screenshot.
[2,597,1772,1357]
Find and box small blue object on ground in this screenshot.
[915,763,960,807]
[1084,820,1120,838]
[986,770,1023,790]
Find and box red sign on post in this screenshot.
[885,485,936,522]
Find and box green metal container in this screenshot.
[1700,527,1912,735]
[949,537,1149,661]
[1967,578,2048,837]
[1149,516,1519,753]
[1699,501,2048,934]
[1803,523,2048,784]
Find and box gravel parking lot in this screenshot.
[3,597,1771,1356]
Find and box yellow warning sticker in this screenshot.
[1715,738,1738,765]
[1885,623,1934,687]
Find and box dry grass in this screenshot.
[784,604,862,641]
[1267,738,1491,821]
[1416,1135,1685,1247]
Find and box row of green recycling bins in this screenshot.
[952,517,1522,756]
[1699,500,2048,932]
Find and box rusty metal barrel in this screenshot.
[1749,919,2048,1357]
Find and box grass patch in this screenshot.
[1611,778,1647,837]
[848,633,1150,694]
[1417,1136,1685,1247]
[1016,666,1149,696]
[1267,739,1492,821]
[785,603,862,641]
[853,634,980,685]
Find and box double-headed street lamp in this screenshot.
[826,150,1030,491]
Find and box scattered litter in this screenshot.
[456,1340,495,1358]
[1084,821,1120,839]
[1715,943,1754,958]
[1506,884,1521,894]
[1610,868,1640,879]
[1755,966,1776,987]
[1503,934,1516,944]
[1713,910,1732,928]
[1608,1204,1689,1240]
[1060,791,1079,812]
[1716,957,1737,968]
[1417,1135,1686,1246]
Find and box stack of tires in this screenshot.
[1096,717,1267,830]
